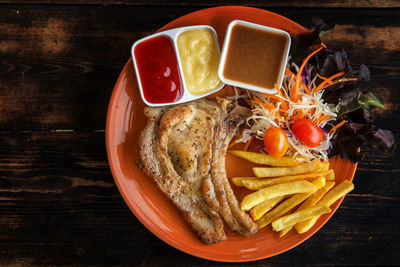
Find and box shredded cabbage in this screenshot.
[231,63,341,162]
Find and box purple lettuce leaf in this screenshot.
[373,129,395,150]
[288,18,394,162]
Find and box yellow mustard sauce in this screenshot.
[177,28,222,95]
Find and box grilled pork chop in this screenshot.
[138,98,258,244]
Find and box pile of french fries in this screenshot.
[229,150,354,237]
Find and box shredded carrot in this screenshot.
[291,45,325,102]
[317,73,332,84]
[252,96,278,111]
[310,107,315,117]
[329,120,347,135]
[252,96,285,121]
[315,114,330,124]
[253,95,266,105]
[275,113,284,121]
[285,68,310,94]
[267,97,281,109]
[293,110,305,120]
[261,93,283,101]
[321,78,358,91]
[319,42,327,49]
[285,67,295,76]
[317,74,329,81]
[270,110,284,121]
[261,102,279,112]
[244,136,255,151]
[313,71,345,94]
[344,78,358,82]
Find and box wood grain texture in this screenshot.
[0,3,399,266]
[0,1,399,8]
[0,132,398,265]
[1,7,400,130]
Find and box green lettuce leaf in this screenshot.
[358,91,384,110]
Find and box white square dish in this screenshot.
[131,25,225,107]
[218,20,291,94]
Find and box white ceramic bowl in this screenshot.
[131,25,225,107]
[218,20,291,94]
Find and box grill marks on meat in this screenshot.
[138,98,258,244]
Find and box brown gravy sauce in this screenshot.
[223,24,288,89]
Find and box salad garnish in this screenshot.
[229,19,394,162]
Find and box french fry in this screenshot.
[317,180,354,207]
[295,180,354,234]
[272,205,331,232]
[278,181,335,235]
[324,169,335,181]
[298,181,336,210]
[253,160,322,178]
[231,177,258,187]
[295,216,317,234]
[230,148,346,237]
[257,177,326,228]
[279,226,292,237]
[250,196,285,221]
[319,161,330,172]
[241,170,331,190]
[229,150,300,166]
[241,180,315,211]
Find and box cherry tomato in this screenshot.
[263,127,288,158]
[291,118,323,147]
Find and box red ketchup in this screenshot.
[134,35,183,104]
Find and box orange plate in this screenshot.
[106,6,357,262]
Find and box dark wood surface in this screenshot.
[0,2,399,266]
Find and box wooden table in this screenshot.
[1,1,399,265]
